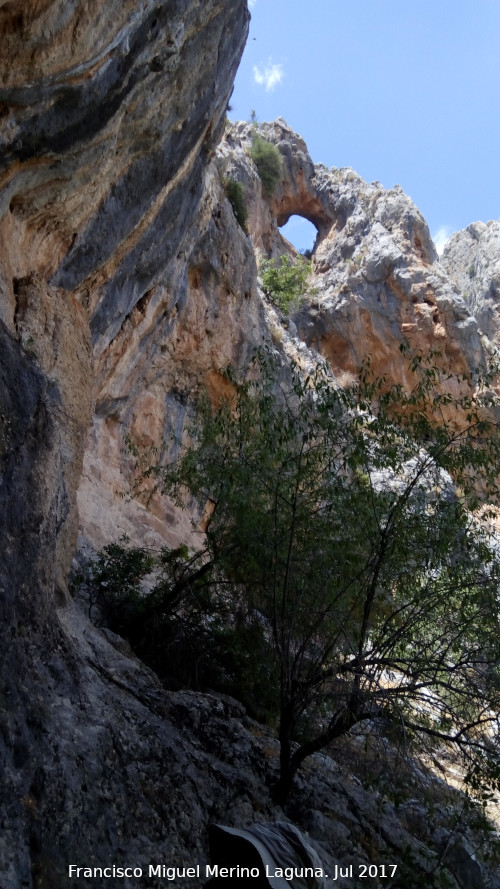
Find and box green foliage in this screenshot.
[260,254,312,313]
[224,178,248,232]
[73,539,277,718]
[249,133,283,196]
[154,347,500,802]
[72,540,156,631]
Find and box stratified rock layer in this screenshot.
[1,0,252,555]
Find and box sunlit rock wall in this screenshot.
[222,119,487,389]
[441,220,500,348]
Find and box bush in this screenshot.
[73,540,278,718]
[249,133,283,196]
[73,541,155,631]
[224,178,248,232]
[260,254,312,313]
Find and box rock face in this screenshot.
[0,1,257,884]
[78,158,262,552]
[1,3,500,887]
[222,120,485,386]
[441,220,500,346]
[1,0,252,560]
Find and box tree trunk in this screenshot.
[274,698,368,806]
[274,705,294,807]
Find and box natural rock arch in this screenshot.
[275,201,332,248]
[249,121,337,252]
[279,214,319,254]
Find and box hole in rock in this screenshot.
[279,216,318,256]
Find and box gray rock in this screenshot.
[433,828,485,889]
[0,5,499,888]
[221,119,484,384]
[441,220,500,342]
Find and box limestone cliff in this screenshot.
[1,0,253,557]
[1,2,500,888]
[222,120,485,386]
[0,1,255,884]
[441,220,500,347]
[81,117,493,556]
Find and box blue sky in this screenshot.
[231,0,500,254]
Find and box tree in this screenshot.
[151,348,500,804]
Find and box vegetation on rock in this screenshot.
[224,178,248,232]
[109,347,500,805]
[260,254,312,313]
[73,538,277,717]
[250,133,283,196]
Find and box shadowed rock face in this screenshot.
[0,0,262,558]
[0,0,251,550]
[0,2,254,884]
[1,0,249,347]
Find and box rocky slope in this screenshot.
[1,2,500,887]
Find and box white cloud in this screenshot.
[253,60,284,92]
[432,225,452,257]
[249,0,257,7]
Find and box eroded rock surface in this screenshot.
[221,120,485,386]
[0,1,256,884]
[441,220,500,347]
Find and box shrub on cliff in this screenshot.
[72,540,155,633]
[224,178,248,232]
[153,347,500,804]
[260,254,312,313]
[249,133,283,196]
[74,539,278,719]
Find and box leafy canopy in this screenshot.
[135,348,500,803]
[260,254,312,313]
